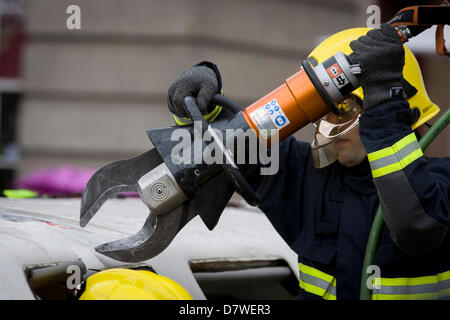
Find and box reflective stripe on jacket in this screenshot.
[299,262,450,300]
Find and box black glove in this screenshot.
[167,62,221,118]
[349,24,405,110]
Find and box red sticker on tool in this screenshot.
[326,63,343,79]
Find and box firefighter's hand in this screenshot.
[349,24,405,110]
[167,65,219,118]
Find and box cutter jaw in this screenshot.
[80,184,136,228]
[79,149,163,228]
[94,203,197,262]
[79,149,192,262]
[79,145,235,262]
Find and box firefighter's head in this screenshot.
[307,27,440,168]
[311,94,366,168]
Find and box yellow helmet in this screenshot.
[79,268,193,300]
[308,27,440,129]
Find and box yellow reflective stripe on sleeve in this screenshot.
[379,270,450,286]
[367,132,423,178]
[299,263,334,282]
[298,263,337,300]
[172,105,223,126]
[322,278,337,300]
[371,270,450,300]
[368,133,417,161]
[372,292,439,300]
[173,114,193,126]
[439,287,450,299]
[204,105,222,122]
[438,270,450,282]
[299,278,328,297]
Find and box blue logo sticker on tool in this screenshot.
[263,99,290,130]
[275,115,286,126]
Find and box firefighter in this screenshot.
[166,24,450,300]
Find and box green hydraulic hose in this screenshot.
[360,108,450,300]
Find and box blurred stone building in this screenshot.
[8,0,450,178]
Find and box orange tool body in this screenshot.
[241,52,359,142]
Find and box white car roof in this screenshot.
[0,198,298,299]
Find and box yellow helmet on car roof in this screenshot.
[307,27,440,129]
[79,268,193,300]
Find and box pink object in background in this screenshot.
[13,165,140,197]
[13,166,96,196]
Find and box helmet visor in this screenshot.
[311,95,362,168]
[317,96,362,139]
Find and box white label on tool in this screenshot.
[249,107,276,138]
[264,99,290,130]
[249,98,290,138]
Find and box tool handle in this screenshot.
[183,95,276,206]
[183,96,262,206]
[388,1,450,55]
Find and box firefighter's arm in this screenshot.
[359,101,449,255]
[352,24,448,254]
